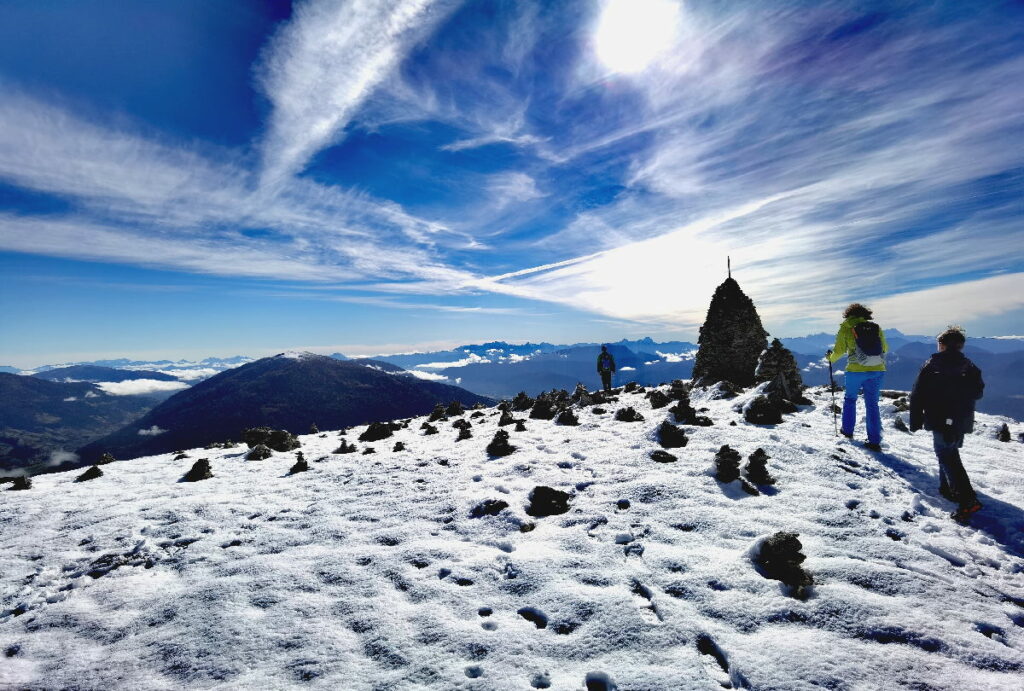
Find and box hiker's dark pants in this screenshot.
[600,371,612,392]
[933,430,977,507]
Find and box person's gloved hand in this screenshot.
[826,349,833,358]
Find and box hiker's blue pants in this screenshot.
[842,370,884,444]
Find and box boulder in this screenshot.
[469,499,509,518]
[669,398,713,426]
[428,403,447,422]
[647,390,671,409]
[309,423,319,434]
[529,396,558,420]
[181,459,213,482]
[571,384,594,407]
[246,444,273,461]
[555,409,579,426]
[74,465,104,483]
[393,441,406,452]
[753,531,813,594]
[359,421,396,442]
[893,415,909,433]
[624,382,639,393]
[486,430,516,457]
[512,392,535,412]
[526,486,572,517]
[614,407,645,422]
[422,423,439,436]
[446,400,465,417]
[456,427,473,441]
[98,452,116,465]
[242,427,300,452]
[649,450,677,463]
[657,421,689,449]
[743,395,784,425]
[514,420,528,432]
[997,423,1011,442]
[333,440,357,454]
[10,476,31,490]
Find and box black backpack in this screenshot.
[852,321,883,356]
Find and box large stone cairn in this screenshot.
[692,277,768,387]
[755,339,806,402]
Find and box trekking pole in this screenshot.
[827,352,838,437]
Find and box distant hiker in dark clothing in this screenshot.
[827,303,888,451]
[597,345,616,392]
[909,326,984,522]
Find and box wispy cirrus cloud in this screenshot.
[257,0,455,184]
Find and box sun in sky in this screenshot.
[594,0,681,73]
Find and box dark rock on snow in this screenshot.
[359,421,398,442]
[755,338,806,402]
[333,439,357,454]
[997,423,1011,442]
[657,421,689,449]
[647,390,671,409]
[98,452,117,465]
[393,441,406,452]
[526,486,572,517]
[745,448,775,485]
[243,427,300,452]
[486,430,516,457]
[246,444,273,461]
[74,465,104,483]
[649,450,678,463]
[714,445,742,482]
[514,420,528,433]
[10,476,31,490]
[754,531,813,594]
[181,458,213,482]
[289,451,309,474]
[555,409,579,426]
[614,407,645,422]
[469,499,510,518]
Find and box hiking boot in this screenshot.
[840,431,853,439]
[863,442,882,452]
[951,501,982,522]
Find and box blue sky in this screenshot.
[1,0,1022,367]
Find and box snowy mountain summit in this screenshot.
[2,382,1023,689]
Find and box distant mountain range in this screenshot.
[32,365,179,383]
[0,374,154,473]
[76,353,492,466]
[5,333,1022,474]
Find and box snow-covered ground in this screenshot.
[2,384,1023,690]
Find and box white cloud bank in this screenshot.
[137,425,167,437]
[95,380,189,396]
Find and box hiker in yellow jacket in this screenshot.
[827,303,888,451]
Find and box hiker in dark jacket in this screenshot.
[596,345,616,393]
[827,303,888,450]
[909,326,984,522]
